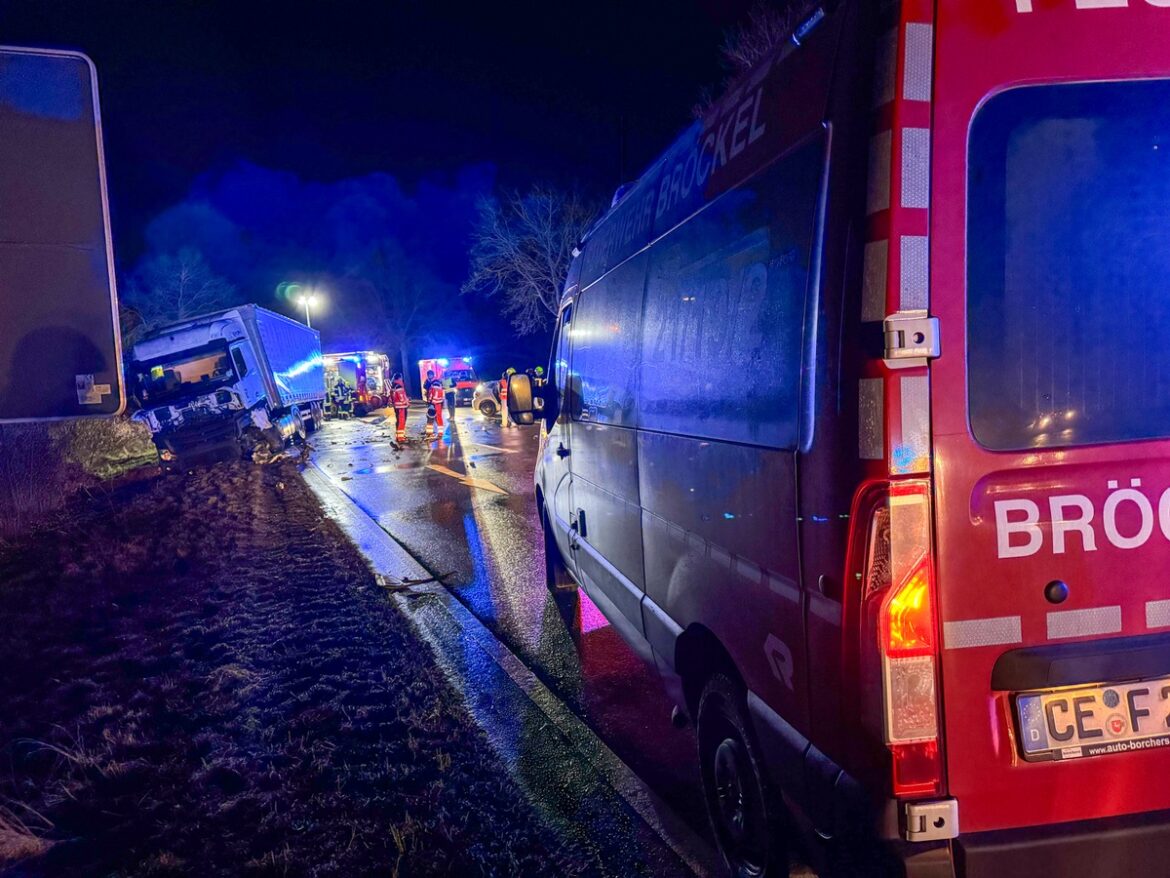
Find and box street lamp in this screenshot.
[296,292,320,327]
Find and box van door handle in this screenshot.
[556,443,570,459]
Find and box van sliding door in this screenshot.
[567,253,649,639]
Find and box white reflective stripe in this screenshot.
[943,616,1022,650]
[732,555,761,584]
[899,235,929,311]
[901,127,931,209]
[1016,0,1033,10]
[1147,599,1170,629]
[894,374,929,474]
[873,28,898,107]
[859,378,884,460]
[861,240,888,322]
[902,23,933,102]
[867,131,892,215]
[1047,606,1122,639]
[765,571,800,605]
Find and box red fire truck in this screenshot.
[323,351,390,415]
[502,1,1170,875]
[417,356,478,406]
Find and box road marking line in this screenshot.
[466,441,518,454]
[426,463,507,495]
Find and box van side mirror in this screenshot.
[0,48,122,421]
[507,373,536,426]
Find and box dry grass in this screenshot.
[0,417,155,540]
[0,460,592,877]
[0,805,53,867]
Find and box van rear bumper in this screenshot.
[955,808,1170,878]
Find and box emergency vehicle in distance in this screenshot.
[417,356,478,406]
[323,351,391,415]
[505,1,1170,875]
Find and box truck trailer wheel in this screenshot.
[697,673,789,878]
[306,401,324,434]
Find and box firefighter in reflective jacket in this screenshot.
[500,368,516,428]
[426,371,446,438]
[390,373,409,442]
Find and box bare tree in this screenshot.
[125,247,237,338]
[694,1,812,118]
[339,240,448,393]
[462,187,599,336]
[720,1,803,75]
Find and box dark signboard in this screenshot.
[0,47,122,421]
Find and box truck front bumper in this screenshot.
[156,417,240,472]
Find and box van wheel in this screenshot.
[542,506,576,593]
[698,673,787,878]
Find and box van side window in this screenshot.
[638,135,825,448]
[231,346,248,378]
[553,304,572,389]
[572,254,647,426]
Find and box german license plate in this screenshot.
[1016,677,1170,761]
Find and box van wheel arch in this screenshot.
[676,624,743,718]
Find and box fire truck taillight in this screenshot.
[869,481,943,798]
[883,557,935,657]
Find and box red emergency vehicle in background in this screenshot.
[323,351,391,415]
[417,356,478,406]
[503,1,1170,875]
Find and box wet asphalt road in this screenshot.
[310,406,713,854]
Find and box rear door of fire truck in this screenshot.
[930,0,1170,868]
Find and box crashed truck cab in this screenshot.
[130,305,325,470]
[507,0,1170,875]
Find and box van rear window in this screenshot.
[968,80,1170,450]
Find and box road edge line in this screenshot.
[303,461,717,877]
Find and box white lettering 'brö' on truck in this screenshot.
[995,478,1170,558]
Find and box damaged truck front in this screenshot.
[130,305,326,472]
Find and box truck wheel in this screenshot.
[697,673,788,878]
[306,402,323,434]
[542,506,576,593]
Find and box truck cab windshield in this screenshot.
[137,344,236,404]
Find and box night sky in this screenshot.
[1,1,751,364]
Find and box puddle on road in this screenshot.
[352,462,425,475]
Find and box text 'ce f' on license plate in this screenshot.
[1016,678,1170,762]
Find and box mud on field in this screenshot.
[0,461,593,877]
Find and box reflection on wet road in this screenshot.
[311,407,712,852]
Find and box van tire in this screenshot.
[542,506,576,593]
[697,673,788,878]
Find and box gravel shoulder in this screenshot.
[0,461,594,877]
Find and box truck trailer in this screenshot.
[130,305,325,471]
